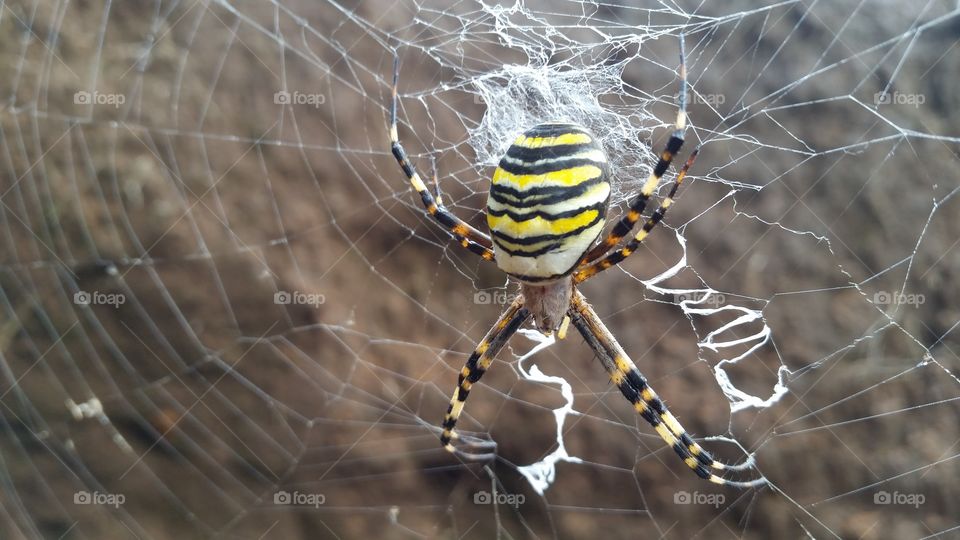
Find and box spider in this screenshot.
[389,36,766,488]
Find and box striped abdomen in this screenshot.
[487,123,611,283]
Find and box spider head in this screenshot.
[520,279,573,336]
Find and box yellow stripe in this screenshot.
[613,356,631,374]
[513,132,592,148]
[654,423,676,445]
[410,173,427,192]
[640,171,660,196]
[661,412,684,437]
[478,355,495,370]
[488,208,599,240]
[493,165,603,189]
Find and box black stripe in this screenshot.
[644,209,666,232]
[679,432,716,467]
[625,369,648,393]
[489,176,607,207]
[492,238,562,257]
[637,401,659,426]
[652,135,684,178]
[609,214,639,239]
[491,211,603,246]
[391,143,413,178]
[465,367,485,384]
[671,444,713,479]
[694,463,712,480]
[488,202,606,223]
[506,142,595,164]
[497,156,607,176]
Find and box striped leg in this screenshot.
[570,291,766,487]
[390,56,496,261]
[574,149,698,283]
[579,34,689,268]
[440,296,530,460]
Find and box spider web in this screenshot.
[1,0,958,538]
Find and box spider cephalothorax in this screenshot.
[388,36,766,488]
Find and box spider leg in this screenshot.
[575,34,692,279]
[440,295,530,460]
[390,55,496,261]
[569,290,767,488]
[574,149,698,283]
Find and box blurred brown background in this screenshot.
[0,0,958,538]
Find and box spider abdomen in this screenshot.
[487,123,611,283]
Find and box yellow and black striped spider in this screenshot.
[389,37,766,488]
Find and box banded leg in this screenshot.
[577,33,690,268]
[569,291,766,487]
[574,149,698,283]
[390,56,496,261]
[440,295,531,460]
